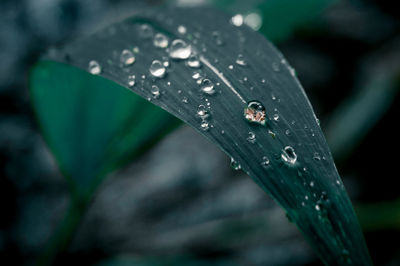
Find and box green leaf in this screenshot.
[31,6,372,266]
[30,61,180,196]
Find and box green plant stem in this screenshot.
[36,193,91,266]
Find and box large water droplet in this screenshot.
[201,79,215,95]
[281,146,297,165]
[244,101,266,126]
[88,60,101,75]
[120,49,135,66]
[151,85,160,98]
[230,157,241,170]
[236,54,247,66]
[247,132,256,143]
[187,54,201,68]
[153,33,169,48]
[230,14,243,27]
[169,39,191,59]
[149,60,166,78]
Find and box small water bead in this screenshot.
[139,24,153,38]
[272,62,280,72]
[177,25,187,34]
[247,132,256,143]
[221,130,225,134]
[268,130,276,138]
[261,156,270,168]
[127,75,136,87]
[244,101,266,126]
[153,33,169,48]
[149,60,166,78]
[285,129,291,136]
[281,146,297,165]
[182,97,188,104]
[273,113,279,121]
[230,14,243,27]
[201,79,215,95]
[169,39,191,59]
[235,54,247,66]
[187,54,201,68]
[151,85,160,98]
[120,49,135,66]
[192,71,202,80]
[88,60,101,75]
[230,157,241,170]
[133,46,140,53]
[315,204,321,211]
[310,181,315,187]
[197,105,209,118]
[228,65,234,70]
[313,152,321,161]
[200,121,209,131]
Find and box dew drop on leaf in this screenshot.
[281,146,297,165]
[153,33,169,48]
[247,131,256,143]
[177,25,187,34]
[88,60,101,75]
[187,54,201,68]
[261,156,270,168]
[200,120,209,131]
[244,101,266,126]
[169,39,191,59]
[200,79,215,95]
[127,75,136,87]
[230,157,241,170]
[197,105,208,118]
[151,85,160,98]
[235,54,247,66]
[149,60,166,78]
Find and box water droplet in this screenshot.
[261,156,270,168]
[247,132,256,143]
[197,105,209,118]
[139,24,153,38]
[315,204,321,211]
[153,33,169,48]
[235,54,247,66]
[228,65,234,70]
[192,71,202,80]
[200,121,209,131]
[212,31,224,46]
[268,130,276,138]
[272,62,280,72]
[310,181,315,187]
[305,195,309,200]
[127,75,136,87]
[244,13,262,31]
[273,113,279,121]
[313,152,321,161]
[151,85,160,98]
[163,60,170,67]
[285,129,291,136]
[230,157,241,170]
[120,49,135,66]
[182,97,188,104]
[244,101,266,126]
[88,60,101,75]
[281,146,297,165]
[133,46,140,53]
[177,25,187,34]
[149,60,166,78]
[201,79,215,95]
[187,54,201,68]
[169,39,191,59]
[221,130,225,134]
[230,14,243,27]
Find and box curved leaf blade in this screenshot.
[34,7,372,265]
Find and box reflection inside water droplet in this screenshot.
[244,101,266,126]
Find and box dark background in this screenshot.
[1,0,399,265]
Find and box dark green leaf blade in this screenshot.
[36,7,372,265]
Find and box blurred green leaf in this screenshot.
[30,61,180,196]
[38,6,372,265]
[209,0,336,42]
